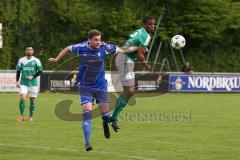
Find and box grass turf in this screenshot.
[0,92,240,160]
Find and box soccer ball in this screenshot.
[171,35,186,50]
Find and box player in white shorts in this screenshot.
[110,16,155,131]
[16,45,43,122]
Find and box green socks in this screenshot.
[19,100,36,117]
[19,100,26,116]
[29,102,36,117]
[112,95,128,120]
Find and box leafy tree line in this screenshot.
[1,0,240,72]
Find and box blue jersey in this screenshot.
[69,41,116,88]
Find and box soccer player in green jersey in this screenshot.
[16,46,43,122]
[110,16,155,131]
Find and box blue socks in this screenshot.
[82,110,110,145]
[82,110,92,145]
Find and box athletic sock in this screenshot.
[101,112,110,123]
[112,95,128,120]
[29,102,36,117]
[19,100,26,116]
[82,110,92,145]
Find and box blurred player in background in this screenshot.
[16,46,43,122]
[48,29,139,151]
[71,73,78,86]
[110,16,155,132]
[182,61,193,75]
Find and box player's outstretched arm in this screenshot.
[48,46,70,62]
[117,46,139,54]
[137,47,151,71]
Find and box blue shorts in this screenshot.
[79,86,109,105]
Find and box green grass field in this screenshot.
[0,93,240,160]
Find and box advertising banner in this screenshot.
[41,72,167,93]
[41,72,123,92]
[0,73,18,92]
[169,74,240,92]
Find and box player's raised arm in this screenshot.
[116,46,151,71]
[116,46,139,54]
[136,47,151,71]
[48,46,70,62]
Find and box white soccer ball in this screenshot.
[171,35,186,50]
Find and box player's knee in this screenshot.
[124,91,134,98]
[20,96,26,101]
[129,87,135,94]
[123,87,135,98]
[30,99,35,104]
[128,91,134,98]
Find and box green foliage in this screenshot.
[0,0,240,72]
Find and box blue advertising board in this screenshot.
[169,74,240,92]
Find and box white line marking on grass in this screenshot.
[0,143,155,160]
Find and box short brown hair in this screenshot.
[88,29,101,39]
[25,44,33,49]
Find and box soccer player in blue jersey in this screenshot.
[48,29,138,151]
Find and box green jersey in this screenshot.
[16,56,43,87]
[124,27,151,61]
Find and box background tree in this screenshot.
[0,0,240,72]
